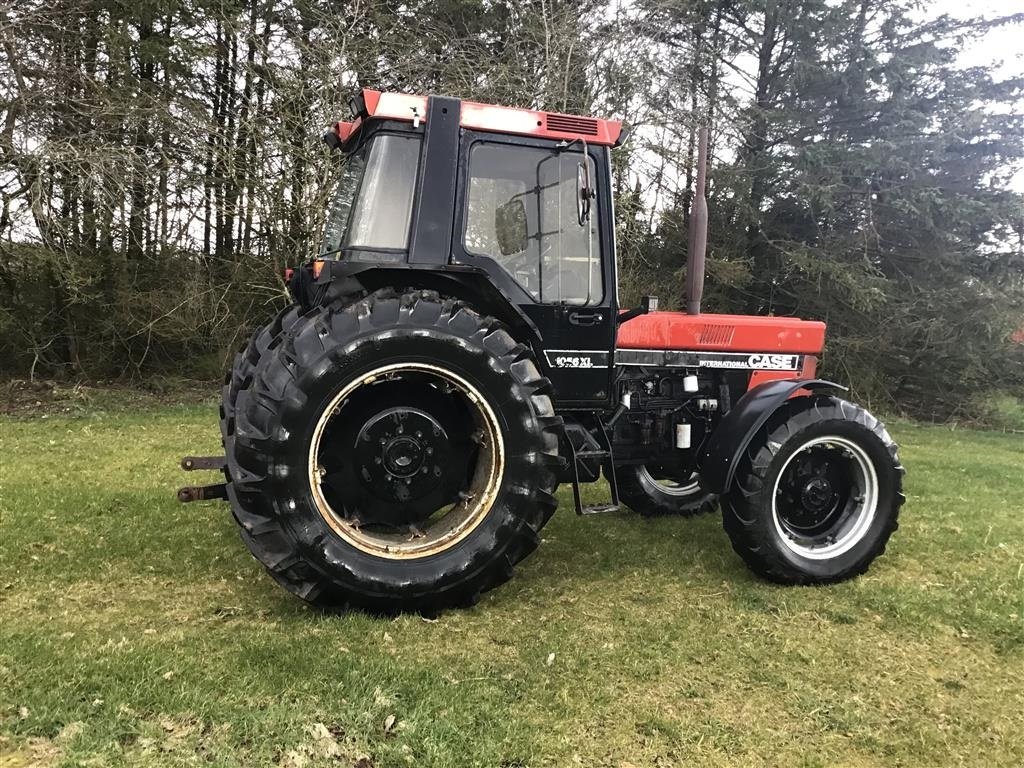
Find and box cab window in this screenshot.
[464,142,602,305]
[322,134,421,253]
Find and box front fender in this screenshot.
[698,379,847,494]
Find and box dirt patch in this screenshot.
[0,735,60,767]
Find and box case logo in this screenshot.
[747,354,799,370]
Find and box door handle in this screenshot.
[568,310,602,326]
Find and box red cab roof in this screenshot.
[334,89,622,147]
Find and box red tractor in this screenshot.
[180,90,905,613]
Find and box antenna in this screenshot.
[686,127,709,315]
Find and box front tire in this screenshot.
[617,465,718,517]
[722,396,904,584]
[226,289,561,613]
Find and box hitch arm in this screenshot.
[178,454,228,503]
[181,455,226,471]
[177,483,228,503]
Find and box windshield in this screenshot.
[321,134,421,254]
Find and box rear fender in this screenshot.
[297,260,543,347]
[698,379,847,494]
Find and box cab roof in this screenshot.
[333,89,623,148]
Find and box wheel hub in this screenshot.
[383,436,424,476]
[354,407,453,510]
[800,477,835,514]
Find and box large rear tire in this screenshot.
[617,465,718,517]
[226,289,561,613]
[722,395,904,584]
[219,304,302,465]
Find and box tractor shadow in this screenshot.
[532,503,739,581]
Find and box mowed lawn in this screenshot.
[1,399,1022,767]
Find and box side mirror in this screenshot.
[576,160,595,226]
[495,198,528,256]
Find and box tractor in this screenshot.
[179,89,905,613]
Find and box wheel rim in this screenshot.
[638,466,701,496]
[771,435,878,559]
[308,362,504,559]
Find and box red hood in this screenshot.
[617,312,826,355]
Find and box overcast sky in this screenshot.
[933,0,1024,76]
[933,0,1023,190]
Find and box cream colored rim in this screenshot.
[307,362,505,559]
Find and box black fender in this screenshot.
[295,259,543,347]
[698,379,848,494]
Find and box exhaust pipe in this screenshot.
[686,127,709,315]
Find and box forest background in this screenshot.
[2,0,1022,423]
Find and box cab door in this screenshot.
[453,133,617,408]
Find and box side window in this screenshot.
[464,142,602,305]
[322,134,421,252]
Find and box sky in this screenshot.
[933,0,1024,190]
[937,0,1024,71]
[932,0,1024,76]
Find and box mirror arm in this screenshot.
[617,296,659,325]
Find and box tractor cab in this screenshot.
[313,90,624,407]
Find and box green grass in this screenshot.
[1,401,1022,767]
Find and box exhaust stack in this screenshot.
[686,127,709,315]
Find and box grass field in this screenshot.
[1,397,1022,767]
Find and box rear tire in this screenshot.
[617,465,718,517]
[219,304,302,469]
[226,289,562,613]
[721,395,904,584]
